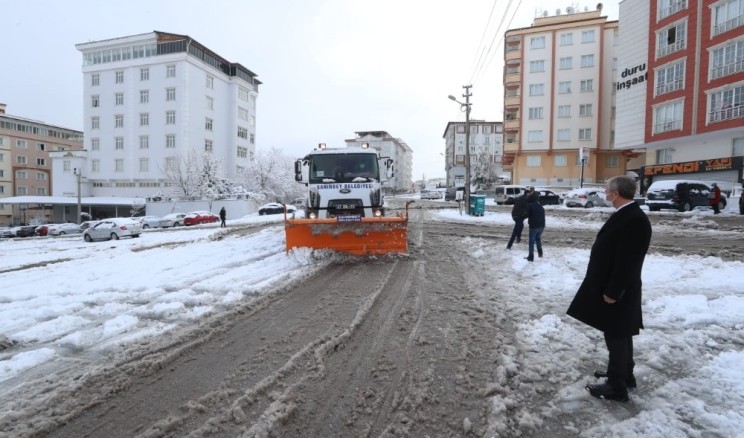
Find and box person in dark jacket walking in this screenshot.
[525,192,545,261]
[506,187,533,249]
[567,175,652,402]
[219,207,227,228]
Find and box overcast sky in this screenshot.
[1,0,618,180]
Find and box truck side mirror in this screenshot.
[294,160,303,182]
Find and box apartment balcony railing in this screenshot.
[657,38,686,58]
[658,0,686,21]
[709,105,744,123]
[654,119,682,134]
[656,79,684,95]
[711,60,744,80]
[713,14,744,36]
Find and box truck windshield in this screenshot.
[309,153,379,183]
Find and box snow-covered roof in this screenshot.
[0,196,145,206]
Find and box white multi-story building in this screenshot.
[442,120,504,187]
[69,31,261,197]
[345,131,413,193]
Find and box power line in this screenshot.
[470,0,516,84]
[467,0,500,82]
[471,0,524,87]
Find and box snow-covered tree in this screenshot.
[471,151,501,191]
[236,147,304,202]
[160,150,201,200]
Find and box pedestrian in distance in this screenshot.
[709,183,722,214]
[567,175,652,402]
[506,186,532,249]
[219,206,227,228]
[524,191,545,262]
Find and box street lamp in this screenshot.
[448,86,472,212]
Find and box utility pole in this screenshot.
[449,85,473,213]
[75,168,82,223]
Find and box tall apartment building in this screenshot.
[503,7,625,187]
[72,31,261,198]
[0,103,84,224]
[442,120,505,187]
[345,131,413,193]
[616,0,744,191]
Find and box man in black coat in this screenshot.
[506,187,532,249]
[567,175,652,402]
[525,192,545,261]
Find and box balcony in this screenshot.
[713,13,744,36]
[653,119,682,134]
[505,93,520,107]
[656,79,683,95]
[711,60,744,80]
[505,45,521,61]
[504,119,520,131]
[657,38,686,58]
[709,105,744,123]
[658,0,686,21]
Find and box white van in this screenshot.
[494,185,527,205]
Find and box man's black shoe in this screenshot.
[593,371,637,389]
[525,257,533,262]
[586,383,629,402]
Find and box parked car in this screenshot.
[35,225,49,236]
[444,187,465,202]
[420,189,442,200]
[0,227,15,238]
[136,215,163,229]
[159,213,187,228]
[83,218,142,241]
[47,223,82,236]
[563,188,612,208]
[740,194,744,215]
[645,180,727,212]
[80,220,101,231]
[494,185,528,205]
[533,189,562,206]
[290,198,306,209]
[13,226,37,238]
[183,211,220,226]
[258,203,297,215]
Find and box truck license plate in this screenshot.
[338,215,361,222]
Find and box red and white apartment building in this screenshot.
[616,0,744,191]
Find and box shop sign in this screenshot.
[643,157,736,176]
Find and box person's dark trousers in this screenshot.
[527,227,544,260]
[713,203,721,214]
[604,333,634,392]
[221,219,226,228]
[507,219,524,249]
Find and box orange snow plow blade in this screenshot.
[285,216,408,255]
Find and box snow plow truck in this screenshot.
[284,143,410,255]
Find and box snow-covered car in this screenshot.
[83,218,142,241]
[80,220,101,231]
[183,211,220,226]
[563,188,611,208]
[13,226,37,238]
[47,223,83,236]
[159,213,186,228]
[136,215,163,229]
[419,189,441,200]
[258,203,297,215]
[0,227,15,238]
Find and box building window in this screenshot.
[529,84,544,96]
[580,79,594,92]
[581,30,596,43]
[204,139,213,152]
[205,118,213,131]
[166,87,176,101]
[713,0,744,36]
[206,75,214,89]
[16,171,27,179]
[733,137,744,155]
[91,138,99,150]
[140,135,149,149]
[115,71,124,84]
[557,129,571,141]
[559,57,573,70]
[527,130,544,142]
[238,107,249,121]
[115,137,124,150]
[483,125,493,134]
[470,125,478,135]
[138,112,148,127]
[92,159,100,173]
[115,114,124,128]
[36,187,47,196]
[560,32,573,46]
[656,148,674,164]
[140,67,149,81]
[559,81,572,94]
[606,155,620,168]
[36,143,45,151]
[238,126,248,139]
[656,60,685,94]
[579,104,593,116]
[709,84,744,122]
[115,92,124,105]
[579,128,592,140]
[16,139,27,148]
[558,105,571,117]
[250,116,256,127]
[581,54,595,68]
[528,107,543,119]
[91,73,100,86]
[530,36,546,49]
[166,64,176,78]
[237,146,248,158]
[91,116,100,129]
[37,158,46,166]
[250,133,255,144]
[139,158,149,172]
[554,155,568,166]
[115,159,124,172]
[239,86,250,101]
[140,89,149,104]
[91,95,99,107]
[166,111,176,125]
[166,134,176,148]
[63,160,71,172]
[206,96,214,110]
[530,60,545,73]
[659,0,687,21]
[657,21,687,58]
[16,186,27,195]
[35,171,45,181]
[655,100,683,132]
[710,40,744,80]
[17,155,27,164]
[526,155,542,166]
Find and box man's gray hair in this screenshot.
[607,175,636,200]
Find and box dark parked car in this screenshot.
[14,226,37,238]
[645,180,727,212]
[444,187,465,202]
[533,189,561,206]
[258,203,297,216]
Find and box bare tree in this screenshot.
[160,150,201,200]
[236,147,304,202]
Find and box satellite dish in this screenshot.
[566,6,574,14]
[543,10,548,17]
[556,8,562,15]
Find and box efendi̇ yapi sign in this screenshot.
[642,157,741,176]
[616,63,647,92]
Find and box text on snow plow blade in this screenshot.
[285,215,408,255]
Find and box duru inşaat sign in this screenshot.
[643,157,741,176]
[616,63,647,92]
